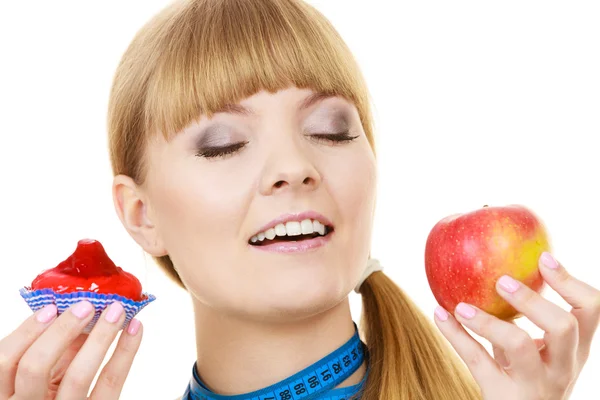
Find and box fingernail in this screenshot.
[71,301,94,319]
[36,304,58,323]
[127,318,141,335]
[456,302,477,319]
[104,302,124,324]
[498,275,520,293]
[540,252,559,269]
[435,306,449,321]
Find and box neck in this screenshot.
[192,297,366,395]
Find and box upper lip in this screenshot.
[250,211,334,239]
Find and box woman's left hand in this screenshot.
[434,252,600,400]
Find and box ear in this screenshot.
[112,174,167,257]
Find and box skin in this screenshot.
[0,301,144,399]
[113,86,377,393]
[0,86,597,398]
[435,253,600,400]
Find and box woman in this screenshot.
[1,0,598,399]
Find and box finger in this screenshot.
[434,306,504,388]
[492,324,547,368]
[13,301,95,399]
[491,320,516,370]
[49,335,88,385]
[494,343,547,372]
[0,305,57,398]
[453,302,543,381]
[56,302,127,400]
[538,252,600,362]
[89,319,143,399]
[492,345,509,369]
[495,274,579,372]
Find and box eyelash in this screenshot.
[196,142,248,159]
[195,132,359,159]
[309,131,360,145]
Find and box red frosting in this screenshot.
[31,239,143,301]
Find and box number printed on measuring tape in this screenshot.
[184,328,366,400]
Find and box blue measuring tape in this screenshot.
[182,327,368,400]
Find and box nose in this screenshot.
[259,140,322,196]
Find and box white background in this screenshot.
[0,1,598,399]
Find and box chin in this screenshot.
[247,277,350,323]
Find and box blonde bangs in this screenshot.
[108,0,374,180]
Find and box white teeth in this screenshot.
[301,219,314,234]
[275,223,286,236]
[313,220,325,235]
[265,228,276,240]
[285,221,302,236]
[250,218,330,244]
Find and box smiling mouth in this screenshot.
[249,219,334,246]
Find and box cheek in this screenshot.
[329,146,377,232]
[148,159,254,278]
[323,144,377,279]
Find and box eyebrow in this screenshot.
[215,92,338,116]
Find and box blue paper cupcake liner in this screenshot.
[20,288,156,334]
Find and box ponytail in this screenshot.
[358,271,482,400]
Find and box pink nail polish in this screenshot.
[456,303,477,319]
[498,275,520,293]
[105,302,124,324]
[71,301,94,319]
[36,304,57,323]
[127,319,141,335]
[540,252,559,269]
[435,306,449,321]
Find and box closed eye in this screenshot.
[309,132,360,145]
[196,141,248,159]
[195,131,358,159]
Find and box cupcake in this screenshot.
[20,239,155,333]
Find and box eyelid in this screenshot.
[196,124,245,148]
[303,108,352,131]
[196,141,248,159]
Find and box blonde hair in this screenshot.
[107,0,482,398]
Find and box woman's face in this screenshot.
[129,86,377,321]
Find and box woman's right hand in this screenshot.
[0,300,143,399]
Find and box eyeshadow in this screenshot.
[196,124,239,148]
[305,108,352,132]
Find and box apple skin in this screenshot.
[425,204,551,320]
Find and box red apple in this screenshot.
[425,204,551,320]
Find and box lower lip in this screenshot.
[249,232,333,253]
